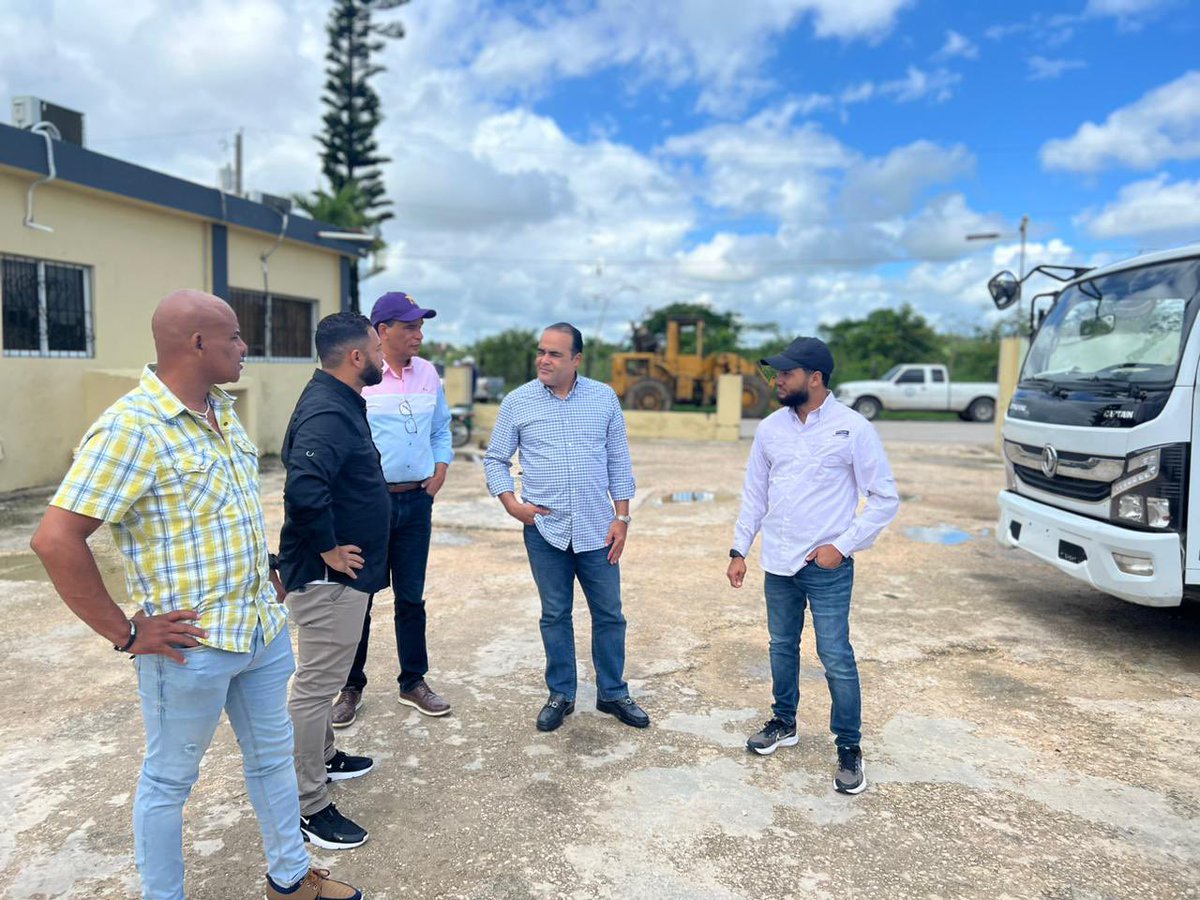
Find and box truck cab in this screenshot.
[992,245,1200,606]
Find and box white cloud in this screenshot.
[878,66,962,104]
[1041,71,1200,172]
[840,141,975,218]
[936,30,978,60]
[1026,56,1086,80]
[1077,174,1200,238]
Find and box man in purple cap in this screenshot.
[330,292,454,728]
[726,336,899,795]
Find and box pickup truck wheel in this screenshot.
[967,397,995,422]
[852,396,881,420]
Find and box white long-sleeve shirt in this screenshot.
[733,394,899,576]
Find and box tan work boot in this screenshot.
[265,867,362,899]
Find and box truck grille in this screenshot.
[1013,465,1111,501]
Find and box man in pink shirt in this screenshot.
[331,292,454,726]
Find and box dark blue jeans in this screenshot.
[344,490,433,694]
[523,525,629,701]
[763,558,861,749]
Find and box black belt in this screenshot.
[387,481,423,493]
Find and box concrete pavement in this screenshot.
[0,432,1195,898]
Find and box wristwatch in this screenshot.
[614,514,632,524]
[729,549,744,559]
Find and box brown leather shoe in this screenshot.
[330,690,363,729]
[398,680,451,716]
[266,867,362,900]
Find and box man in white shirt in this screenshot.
[727,336,899,794]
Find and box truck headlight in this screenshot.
[1109,444,1186,531]
[1117,494,1144,523]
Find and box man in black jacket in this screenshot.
[279,312,391,851]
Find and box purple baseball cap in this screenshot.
[369,291,437,326]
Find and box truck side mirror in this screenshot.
[988,270,1021,309]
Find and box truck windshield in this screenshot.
[1021,257,1200,390]
[880,365,902,380]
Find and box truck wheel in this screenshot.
[853,396,881,420]
[741,376,771,418]
[967,398,995,422]
[625,378,672,411]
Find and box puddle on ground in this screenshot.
[0,552,50,582]
[903,524,973,546]
[657,491,734,505]
[0,550,128,601]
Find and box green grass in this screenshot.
[876,410,962,421]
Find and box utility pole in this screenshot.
[234,128,244,197]
[1018,214,1029,281]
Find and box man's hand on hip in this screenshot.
[605,520,628,564]
[501,494,550,526]
[321,544,364,579]
[131,609,207,664]
[806,544,845,569]
[727,557,746,588]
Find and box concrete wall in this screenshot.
[472,373,745,443]
[0,168,341,491]
[995,335,1029,452]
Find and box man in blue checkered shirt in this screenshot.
[484,323,650,733]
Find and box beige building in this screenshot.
[0,121,365,492]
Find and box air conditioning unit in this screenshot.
[249,190,293,215]
[12,96,86,146]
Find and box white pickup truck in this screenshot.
[833,364,998,421]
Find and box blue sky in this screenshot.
[2,0,1198,343]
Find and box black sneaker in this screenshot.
[325,749,373,782]
[746,718,798,756]
[299,802,368,850]
[834,745,867,794]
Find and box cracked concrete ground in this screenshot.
[0,428,1196,899]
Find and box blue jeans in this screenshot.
[763,559,861,749]
[344,489,434,693]
[523,525,628,701]
[133,623,309,900]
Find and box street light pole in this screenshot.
[1017,215,1029,281]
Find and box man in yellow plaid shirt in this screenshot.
[31,290,360,900]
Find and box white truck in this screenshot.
[990,243,1200,607]
[833,364,998,421]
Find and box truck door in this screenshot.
[894,366,928,409]
[929,366,949,410]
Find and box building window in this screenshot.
[1,254,93,357]
[228,288,317,361]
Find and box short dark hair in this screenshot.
[545,322,583,356]
[315,312,372,367]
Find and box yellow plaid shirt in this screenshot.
[51,366,284,652]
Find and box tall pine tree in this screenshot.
[316,0,407,231]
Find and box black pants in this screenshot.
[342,489,433,693]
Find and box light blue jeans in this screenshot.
[133,623,310,899]
[763,559,862,749]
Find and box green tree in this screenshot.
[292,181,369,230]
[637,303,743,354]
[818,305,941,385]
[941,325,1001,381]
[316,0,408,230]
[473,328,539,388]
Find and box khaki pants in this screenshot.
[285,582,369,816]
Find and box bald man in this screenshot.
[31,290,360,900]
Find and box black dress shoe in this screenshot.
[596,696,650,728]
[536,693,575,732]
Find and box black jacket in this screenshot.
[278,370,391,593]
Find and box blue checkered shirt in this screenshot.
[484,376,636,552]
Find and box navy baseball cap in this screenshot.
[370,291,437,326]
[761,337,835,378]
